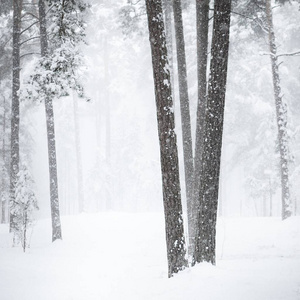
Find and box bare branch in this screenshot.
[20,20,39,36]
[277,51,300,57]
[19,36,40,46]
[260,51,276,57]
[129,0,142,5]
[21,12,39,20]
[20,52,40,60]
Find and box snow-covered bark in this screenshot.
[10,0,22,232]
[193,0,231,265]
[172,0,194,256]
[145,0,187,277]
[191,0,210,256]
[265,0,291,220]
[39,0,62,241]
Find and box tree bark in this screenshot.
[145,0,187,277]
[39,0,62,241]
[191,0,210,256]
[172,0,194,234]
[193,0,231,266]
[10,0,22,232]
[265,0,291,220]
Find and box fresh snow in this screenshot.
[0,213,299,300]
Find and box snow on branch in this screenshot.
[277,50,300,57]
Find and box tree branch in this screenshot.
[20,20,39,36]
[19,36,40,46]
[21,12,39,20]
[277,51,300,57]
[20,52,40,60]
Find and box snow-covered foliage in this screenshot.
[21,44,85,102]
[47,0,88,47]
[20,0,89,103]
[10,163,38,252]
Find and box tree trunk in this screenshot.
[73,96,84,213]
[10,0,22,232]
[172,0,194,253]
[265,0,291,220]
[104,36,111,210]
[39,0,62,241]
[1,96,7,224]
[191,0,210,256]
[145,0,187,277]
[192,0,231,266]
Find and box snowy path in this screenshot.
[0,213,299,299]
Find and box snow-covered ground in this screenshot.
[0,212,299,300]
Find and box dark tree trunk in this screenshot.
[10,0,22,232]
[39,0,62,241]
[265,0,291,220]
[192,0,231,266]
[172,0,194,233]
[145,0,187,278]
[191,0,210,256]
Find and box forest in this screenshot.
[0,0,300,299]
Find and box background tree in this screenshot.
[265,0,292,219]
[230,0,297,219]
[10,163,38,252]
[0,14,12,224]
[10,0,23,232]
[145,0,187,277]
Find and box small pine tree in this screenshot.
[10,163,38,252]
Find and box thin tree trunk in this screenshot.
[145,0,187,277]
[104,36,111,210]
[1,96,7,224]
[269,177,272,217]
[73,96,84,213]
[265,0,291,220]
[95,90,101,149]
[39,0,62,241]
[193,0,231,266]
[10,0,22,232]
[191,0,210,256]
[172,0,194,249]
